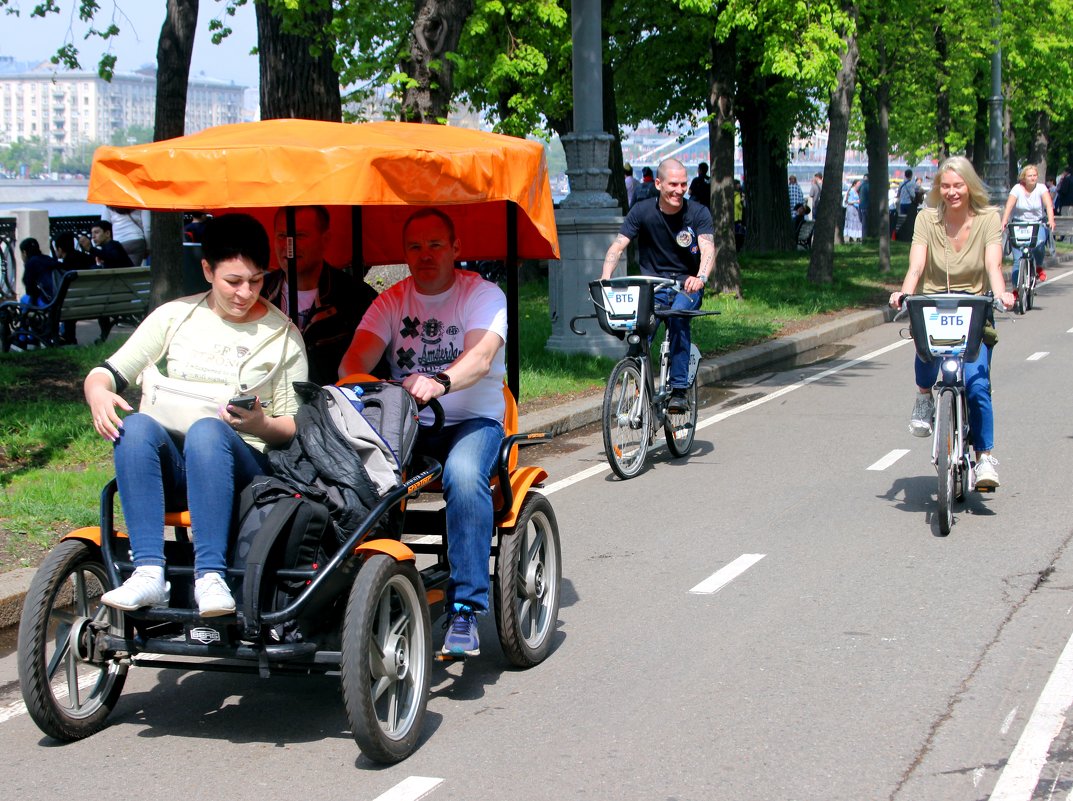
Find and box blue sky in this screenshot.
[2,1,259,89]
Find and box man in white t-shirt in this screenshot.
[339,208,507,658]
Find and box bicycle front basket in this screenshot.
[1008,222,1041,249]
[905,294,991,362]
[588,279,657,339]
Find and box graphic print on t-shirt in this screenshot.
[394,313,462,376]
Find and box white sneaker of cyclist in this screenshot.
[194,572,236,617]
[101,566,170,610]
[974,454,1001,489]
[908,393,935,438]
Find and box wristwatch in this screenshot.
[432,371,452,394]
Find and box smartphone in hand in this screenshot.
[228,394,258,410]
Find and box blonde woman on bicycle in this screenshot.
[1000,163,1055,285]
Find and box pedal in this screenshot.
[976,485,997,493]
[435,651,467,663]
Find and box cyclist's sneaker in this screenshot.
[1038,269,1048,283]
[908,393,935,437]
[667,388,690,414]
[974,454,1001,489]
[102,566,170,610]
[442,605,480,657]
[194,572,236,617]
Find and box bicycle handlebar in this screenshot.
[891,293,1007,322]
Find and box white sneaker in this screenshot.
[194,572,236,617]
[101,566,169,611]
[909,393,935,437]
[975,454,1001,489]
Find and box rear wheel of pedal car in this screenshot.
[494,492,562,668]
[17,539,129,741]
[340,554,431,763]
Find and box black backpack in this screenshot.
[232,476,334,639]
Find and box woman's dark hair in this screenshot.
[200,213,270,270]
[18,237,42,257]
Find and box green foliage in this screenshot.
[109,125,153,147]
[0,137,49,176]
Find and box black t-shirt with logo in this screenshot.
[620,197,715,278]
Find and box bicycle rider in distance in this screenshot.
[888,156,1015,489]
[999,163,1056,288]
[601,157,716,414]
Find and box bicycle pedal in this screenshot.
[435,652,467,663]
[975,485,997,494]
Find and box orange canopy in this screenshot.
[87,119,559,265]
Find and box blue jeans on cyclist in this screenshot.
[1010,224,1049,285]
[914,344,995,452]
[654,284,703,389]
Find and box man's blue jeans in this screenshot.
[915,343,995,452]
[113,414,270,577]
[415,417,503,612]
[654,285,703,389]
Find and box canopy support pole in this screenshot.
[506,202,520,401]
[285,207,299,326]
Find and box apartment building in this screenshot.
[0,57,245,154]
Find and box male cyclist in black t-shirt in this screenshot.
[601,157,716,413]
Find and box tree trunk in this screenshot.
[808,8,859,284]
[738,93,794,253]
[149,0,198,308]
[708,32,741,297]
[934,23,951,158]
[1030,110,1051,179]
[400,0,474,123]
[861,77,891,272]
[256,2,342,121]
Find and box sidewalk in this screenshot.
[0,303,895,631]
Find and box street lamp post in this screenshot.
[986,1,1007,203]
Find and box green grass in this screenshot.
[0,243,910,570]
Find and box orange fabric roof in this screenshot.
[87,119,559,263]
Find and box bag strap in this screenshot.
[240,495,304,638]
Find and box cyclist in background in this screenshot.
[888,156,1014,489]
[601,157,715,414]
[999,163,1056,286]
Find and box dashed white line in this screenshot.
[689,554,766,595]
[989,627,1073,800]
[1027,352,1050,361]
[371,776,444,801]
[867,449,910,471]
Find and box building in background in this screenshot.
[0,57,244,156]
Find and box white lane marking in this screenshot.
[0,699,27,725]
[1027,352,1050,361]
[989,627,1073,799]
[371,777,444,801]
[867,449,910,471]
[689,554,766,595]
[1002,706,1019,735]
[543,338,914,496]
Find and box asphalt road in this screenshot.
[2,274,1073,800]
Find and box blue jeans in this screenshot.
[1011,225,1049,284]
[113,414,270,577]
[415,417,503,612]
[653,285,703,389]
[915,343,995,452]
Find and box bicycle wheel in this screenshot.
[602,358,650,480]
[1014,257,1029,314]
[1025,259,1035,311]
[935,392,955,536]
[664,379,698,458]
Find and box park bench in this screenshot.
[0,266,151,352]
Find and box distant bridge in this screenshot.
[0,179,90,206]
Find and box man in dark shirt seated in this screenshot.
[262,205,380,385]
[78,220,133,268]
[54,232,97,343]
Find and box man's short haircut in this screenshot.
[904,169,913,179]
[698,162,709,175]
[275,204,330,232]
[402,207,457,243]
[656,157,685,181]
[200,213,270,270]
[94,219,113,234]
[55,232,76,252]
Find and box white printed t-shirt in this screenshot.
[358,270,507,425]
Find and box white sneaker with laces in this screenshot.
[908,393,935,438]
[101,566,169,611]
[194,572,236,617]
[974,454,1001,489]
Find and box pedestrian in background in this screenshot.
[101,206,150,265]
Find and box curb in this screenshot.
[0,296,990,635]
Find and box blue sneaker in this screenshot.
[442,606,480,657]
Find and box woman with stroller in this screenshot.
[84,213,307,617]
